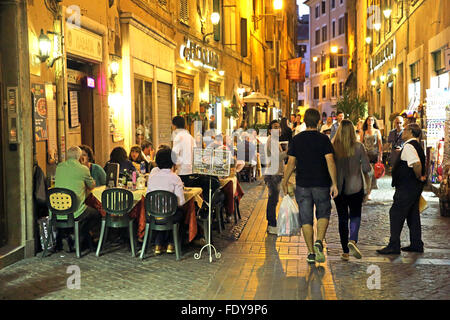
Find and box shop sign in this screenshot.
[180,37,219,70]
[369,39,396,73]
[66,23,103,62]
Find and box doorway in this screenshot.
[0,61,6,247]
[67,59,95,150]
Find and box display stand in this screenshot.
[192,148,231,263]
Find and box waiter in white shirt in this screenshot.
[377,123,426,255]
[171,116,195,185]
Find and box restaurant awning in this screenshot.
[242,92,273,104]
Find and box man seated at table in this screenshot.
[54,146,100,252]
[146,147,185,255]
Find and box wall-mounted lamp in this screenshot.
[252,0,283,24]
[383,8,392,19]
[365,36,372,44]
[380,75,386,83]
[218,70,225,76]
[371,80,377,86]
[312,56,318,62]
[392,67,398,75]
[373,23,381,31]
[203,12,220,43]
[273,0,283,10]
[330,46,338,54]
[37,29,62,68]
[110,61,119,79]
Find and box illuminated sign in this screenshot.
[369,39,396,73]
[180,37,219,70]
[86,77,95,88]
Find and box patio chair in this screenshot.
[96,188,136,257]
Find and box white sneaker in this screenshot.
[267,226,278,235]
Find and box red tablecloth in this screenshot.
[221,179,244,216]
[85,194,199,242]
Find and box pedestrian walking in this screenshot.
[387,116,405,167]
[264,120,288,235]
[360,115,383,199]
[377,123,426,254]
[330,111,344,141]
[282,108,338,264]
[332,120,372,261]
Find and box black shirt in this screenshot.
[288,130,334,187]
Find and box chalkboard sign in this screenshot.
[193,148,231,177]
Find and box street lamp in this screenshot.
[392,67,398,75]
[110,61,119,78]
[380,75,386,83]
[312,56,318,62]
[365,36,372,44]
[38,29,51,63]
[330,46,338,54]
[383,8,392,19]
[218,70,225,76]
[374,23,381,31]
[371,80,377,86]
[273,0,283,10]
[203,12,221,43]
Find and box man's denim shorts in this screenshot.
[294,186,331,226]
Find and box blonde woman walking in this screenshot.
[333,120,372,260]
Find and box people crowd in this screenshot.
[49,106,426,264]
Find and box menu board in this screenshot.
[426,88,449,148]
[193,148,231,177]
[69,90,80,128]
[32,83,48,141]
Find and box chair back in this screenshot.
[47,188,78,224]
[211,188,224,207]
[101,188,134,216]
[145,191,178,221]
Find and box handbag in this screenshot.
[374,162,385,179]
[419,195,428,214]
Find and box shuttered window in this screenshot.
[180,0,189,25]
[157,82,172,146]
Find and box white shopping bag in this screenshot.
[277,195,301,236]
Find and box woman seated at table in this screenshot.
[146,147,185,255]
[104,146,136,175]
[79,144,107,186]
[129,145,148,173]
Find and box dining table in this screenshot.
[86,185,203,242]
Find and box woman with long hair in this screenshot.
[129,145,146,172]
[280,117,293,145]
[360,115,383,198]
[79,144,107,186]
[105,146,136,174]
[333,120,372,261]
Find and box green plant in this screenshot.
[224,104,239,119]
[336,89,368,124]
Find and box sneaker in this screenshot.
[154,245,165,255]
[314,240,326,263]
[267,226,278,235]
[340,253,349,261]
[166,244,175,254]
[306,253,316,264]
[348,241,362,259]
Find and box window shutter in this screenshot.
[180,0,189,25]
[241,18,248,57]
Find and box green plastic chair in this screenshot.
[42,188,81,258]
[140,191,181,260]
[96,188,136,257]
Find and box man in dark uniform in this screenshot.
[377,123,426,254]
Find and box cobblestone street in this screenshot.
[1,176,449,300]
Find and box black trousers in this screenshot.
[388,183,424,249]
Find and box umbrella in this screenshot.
[242,92,273,104]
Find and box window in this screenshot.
[410,62,419,81]
[338,48,344,66]
[298,99,304,106]
[322,1,326,14]
[134,78,153,145]
[338,17,345,35]
[315,5,320,19]
[340,0,343,4]
[339,82,344,96]
[314,86,320,100]
[315,29,320,45]
[331,0,336,9]
[332,20,336,38]
[331,83,336,97]
[299,83,304,92]
[433,50,445,74]
[322,25,327,42]
[179,0,189,25]
[330,54,336,68]
[396,0,404,21]
[321,56,326,71]
[322,85,327,99]
[315,60,320,73]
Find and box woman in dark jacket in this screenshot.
[280,118,293,144]
[105,146,136,175]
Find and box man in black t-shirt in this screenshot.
[282,108,338,264]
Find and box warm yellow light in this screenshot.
[312,56,318,62]
[110,61,119,76]
[371,80,377,86]
[223,100,230,108]
[374,23,381,31]
[330,46,338,54]
[218,70,225,76]
[200,91,209,101]
[383,8,392,19]
[392,67,398,75]
[211,12,220,25]
[273,0,283,10]
[365,36,372,44]
[380,75,386,82]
